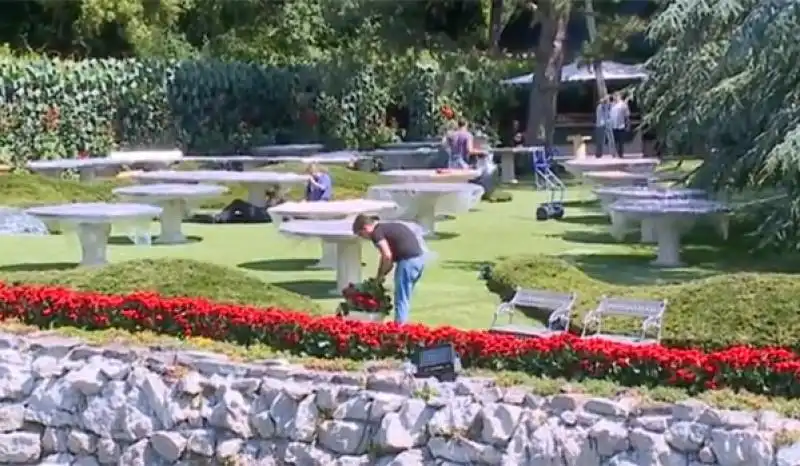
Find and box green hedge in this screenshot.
[0,56,515,165]
[485,255,800,350]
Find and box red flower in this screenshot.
[0,280,797,396]
[440,105,455,120]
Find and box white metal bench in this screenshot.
[490,288,576,338]
[581,296,667,344]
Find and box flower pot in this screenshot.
[347,311,385,323]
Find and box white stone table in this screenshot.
[584,170,652,188]
[564,156,660,176]
[595,186,708,243]
[366,183,476,236]
[492,146,534,183]
[380,169,479,184]
[129,170,307,208]
[28,152,185,181]
[360,148,441,170]
[609,199,730,267]
[382,141,440,150]
[267,199,398,270]
[251,144,324,157]
[25,203,162,266]
[278,219,365,295]
[27,158,128,182]
[112,183,228,244]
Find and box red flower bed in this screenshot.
[1,282,800,396]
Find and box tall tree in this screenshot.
[524,0,571,146]
[639,0,800,250]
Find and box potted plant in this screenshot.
[336,279,392,322]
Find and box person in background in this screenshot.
[304,163,332,202]
[594,96,611,158]
[469,132,498,197]
[351,214,426,324]
[444,119,475,169]
[511,120,525,147]
[609,93,631,158]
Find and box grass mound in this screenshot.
[1,164,379,210]
[2,258,322,314]
[0,173,124,206]
[486,255,800,349]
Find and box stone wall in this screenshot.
[0,331,798,466]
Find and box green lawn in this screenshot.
[0,177,780,330]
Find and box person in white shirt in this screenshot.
[468,132,498,197]
[594,96,611,158]
[609,93,631,158]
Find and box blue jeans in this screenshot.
[393,255,426,324]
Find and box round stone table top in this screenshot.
[381,169,479,183]
[27,158,124,170]
[361,147,440,157]
[279,219,359,242]
[565,157,660,170]
[251,144,324,156]
[382,141,440,150]
[113,183,228,199]
[369,182,475,194]
[268,199,397,219]
[584,170,651,180]
[130,170,307,185]
[594,186,707,200]
[610,199,730,217]
[26,202,162,223]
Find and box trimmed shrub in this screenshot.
[485,255,800,349]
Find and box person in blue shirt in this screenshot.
[304,163,332,201]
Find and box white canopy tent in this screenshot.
[501,61,648,85]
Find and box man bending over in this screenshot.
[352,214,426,324]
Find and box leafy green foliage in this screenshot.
[638,0,800,250]
[485,255,800,349]
[2,258,321,314]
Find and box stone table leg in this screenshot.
[714,214,730,240]
[609,211,630,241]
[640,218,658,244]
[79,169,96,182]
[76,222,112,266]
[157,198,188,244]
[652,217,683,267]
[245,184,268,208]
[309,240,337,270]
[332,240,363,295]
[412,195,439,237]
[500,153,517,183]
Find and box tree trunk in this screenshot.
[488,0,505,54]
[525,1,570,147]
[584,0,608,100]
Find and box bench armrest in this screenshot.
[490,302,515,328]
[581,309,601,337]
[547,306,571,331]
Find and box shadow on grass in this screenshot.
[272,280,337,299]
[427,232,460,241]
[0,262,77,273]
[108,235,203,246]
[561,199,600,209]
[556,214,609,227]
[564,253,714,286]
[441,260,492,272]
[558,230,621,245]
[238,259,318,272]
[185,214,273,225]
